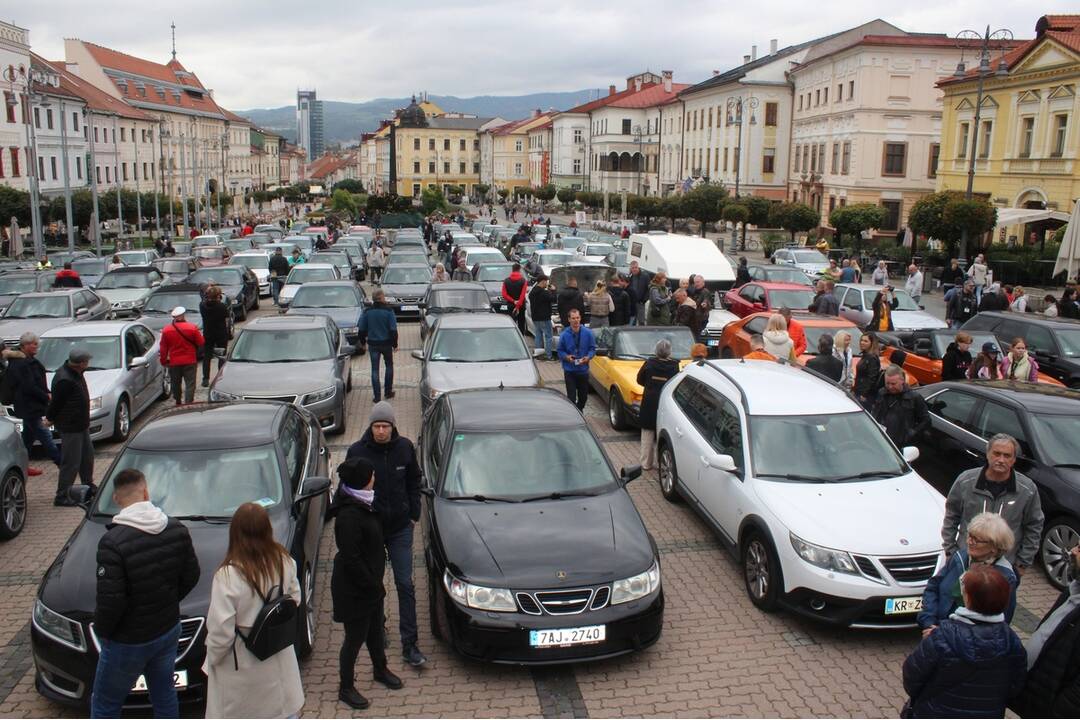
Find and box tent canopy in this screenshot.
[994,207,1070,230]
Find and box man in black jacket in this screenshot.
[528,275,557,360]
[947,281,978,328]
[609,275,633,327]
[626,261,652,325]
[91,468,199,718]
[268,247,291,306]
[556,276,585,329]
[46,348,96,506]
[345,401,426,667]
[4,332,59,475]
[872,364,931,449]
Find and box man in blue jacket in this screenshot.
[358,289,398,402]
[557,308,595,410]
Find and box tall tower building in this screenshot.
[296,89,324,160]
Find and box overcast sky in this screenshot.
[16,0,1069,111]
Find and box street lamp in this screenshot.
[954,25,1013,259]
[726,95,758,199]
[632,124,644,196]
[4,64,46,257]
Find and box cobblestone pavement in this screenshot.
[0,301,1062,718]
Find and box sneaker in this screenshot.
[53,496,79,507]
[402,644,427,667]
[338,687,370,710]
[201,379,209,388]
[27,467,43,477]
[373,666,403,690]
[385,391,396,399]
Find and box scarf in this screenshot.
[949,605,1005,625]
[340,484,374,506]
[1007,351,1031,381]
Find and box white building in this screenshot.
[0,21,32,192]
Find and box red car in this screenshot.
[722,281,817,318]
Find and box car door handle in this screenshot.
[674,426,683,437]
[963,447,980,457]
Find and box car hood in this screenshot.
[287,307,361,328]
[38,513,291,617]
[140,311,204,332]
[381,283,429,297]
[0,317,73,340]
[214,358,338,396]
[548,265,616,290]
[426,359,538,393]
[97,288,151,303]
[892,310,948,331]
[705,308,741,331]
[434,490,654,588]
[46,369,124,400]
[479,280,503,296]
[753,472,945,556]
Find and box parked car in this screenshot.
[0,271,59,312]
[524,250,575,279]
[0,415,28,539]
[140,284,214,333]
[834,283,946,331]
[419,282,492,341]
[186,266,259,320]
[151,257,199,285]
[278,263,342,309]
[461,246,506,271]
[263,242,301,258]
[223,237,255,254]
[524,264,617,336]
[471,262,515,313]
[722,282,817,319]
[68,258,109,289]
[0,289,110,348]
[46,251,95,267]
[589,326,696,430]
[770,247,830,278]
[387,250,432,268]
[310,251,359,282]
[38,321,168,442]
[289,235,316,258]
[192,245,232,268]
[30,401,332,710]
[245,233,273,248]
[115,249,159,267]
[656,360,945,627]
[912,380,1080,588]
[191,234,222,248]
[509,241,544,264]
[229,251,272,297]
[878,328,1062,386]
[961,311,1080,388]
[378,263,432,318]
[575,242,617,265]
[94,267,165,318]
[746,265,815,287]
[169,241,193,257]
[286,280,367,351]
[209,315,353,434]
[253,224,285,241]
[419,387,662,663]
[414,313,538,411]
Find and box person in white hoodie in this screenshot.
[762,313,795,362]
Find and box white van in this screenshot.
[627,231,736,291]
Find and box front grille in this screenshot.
[880,553,939,584]
[590,586,610,610]
[853,555,883,580]
[533,588,593,615]
[243,394,297,404]
[3,339,19,349]
[90,616,204,662]
[517,593,542,615]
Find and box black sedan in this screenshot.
[418,281,492,341]
[419,387,663,664]
[378,263,432,319]
[186,266,259,321]
[912,380,1080,588]
[30,402,332,710]
[471,261,515,313]
[961,311,1080,387]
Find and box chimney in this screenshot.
[609,84,616,96]
[743,54,751,64]
[662,70,672,93]
[751,45,758,60]
[634,76,643,92]
[712,70,720,76]
[770,38,778,55]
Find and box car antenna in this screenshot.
[499,380,504,389]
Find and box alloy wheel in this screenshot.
[304,565,316,647]
[1042,522,1080,588]
[659,450,674,495]
[745,539,770,601]
[115,399,130,440]
[0,471,26,538]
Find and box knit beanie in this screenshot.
[369,400,396,427]
[337,457,375,490]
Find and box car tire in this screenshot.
[252,292,259,311]
[112,397,131,442]
[159,369,172,400]
[742,530,782,612]
[657,443,681,503]
[0,469,27,540]
[720,347,734,359]
[1041,516,1080,590]
[237,300,248,322]
[608,388,629,431]
[296,562,316,659]
[346,371,352,393]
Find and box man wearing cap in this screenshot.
[46,348,96,506]
[4,332,60,476]
[159,307,205,406]
[269,247,290,306]
[345,401,427,668]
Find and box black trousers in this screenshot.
[564,372,589,410]
[201,347,225,382]
[339,604,386,689]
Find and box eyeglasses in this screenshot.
[967,536,991,545]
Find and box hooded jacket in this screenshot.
[557,287,585,327]
[636,357,679,430]
[46,363,90,433]
[329,488,386,621]
[1011,585,1080,718]
[918,549,1018,630]
[501,271,528,310]
[344,427,422,535]
[3,349,49,419]
[942,467,1044,568]
[52,269,82,288]
[941,342,973,381]
[94,501,200,643]
[762,329,794,361]
[268,253,291,279]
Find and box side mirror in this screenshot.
[68,484,94,509]
[129,356,148,369]
[418,301,427,309]
[75,307,89,317]
[411,349,425,360]
[902,446,920,463]
[296,475,331,502]
[595,347,609,356]
[152,281,161,288]
[705,453,739,472]
[419,487,435,498]
[620,465,642,484]
[338,345,355,357]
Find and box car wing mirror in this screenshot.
[296,475,331,503]
[620,465,643,484]
[704,453,739,473]
[75,307,89,317]
[338,345,355,357]
[411,349,425,360]
[532,347,547,358]
[902,446,920,463]
[128,356,148,369]
[213,347,227,359]
[67,484,94,510]
[419,487,435,498]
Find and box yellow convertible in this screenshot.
[589,326,696,430]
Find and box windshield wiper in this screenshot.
[24,314,60,319]
[445,494,519,503]
[1053,463,1080,469]
[830,470,904,481]
[174,514,231,523]
[520,491,600,502]
[756,472,833,483]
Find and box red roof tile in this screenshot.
[607,83,689,108]
[219,107,251,124]
[563,85,644,114]
[32,54,154,121]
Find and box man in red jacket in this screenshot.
[159,307,205,405]
[501,263,529,333]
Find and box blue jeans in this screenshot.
[384,523,417,648]
[369,343,394,401]
[91,622,181,719]
[21,415,59,464]
[533,319,554,359]
[271,277,284,306]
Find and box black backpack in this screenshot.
[233,572,298,669]
[0,366,15,407]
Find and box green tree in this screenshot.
[512,185,529,199]
[534,184,557,204]
[628,195,663,230]
[420,186,447,215]
[659,195,685,232]
[1054,224,1068,244]
[0,186,32,225]
[365,194,389,213]
[722,202,749,225]
[392,195,413,212]
[829,203,887,251]
[575,191,603,210]
[556,187,576,210]
[497,188,509,200]
[908,191,996,256]
[682,182,729,236]
[331,189,359,218]
[333,179,365,194]
[738,195,773,250]
[943,199,997,252]
[769,202,820,243]
[475,183,491,199]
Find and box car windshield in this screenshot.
[225,240,252,251]
[382,267,431,284]
[792,250,827,264]
[97,272,153,289]
[155,260,191,274]
[768,269,813,286]
[466,251,504,263]
[586,244,616,257]
[71,259,108,275]
[389,253,428,264]
[231,255,269,270]
[190,269,241,286]
[0,277,38,295]
[474,264,513,281]
[4,295,69,318]
[430,328,528,362]
[539,252,573,265]
[441,428,615,499]
[1030,414,1080,466]
[287,267,336,284]
[231,328,333,362]
[290,236,314,250]
[38,336,121,371]
[803,326,863,355]
[292,285,361,308]
[428,290,490,311]
[750,412,907,481]
[612,329,694,359]
[312,254,348,267]
[194,247,225,259]
[118,252,150,263]
[1054,329,1080,358]
[887,289,922,311]
[145,292,202,314]
[93,445,283,518]
[768,289,815,310]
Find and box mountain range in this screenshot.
[237,90,600,145]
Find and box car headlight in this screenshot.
[302,386,336,405]
[341,324,358,333]
[790,533,859,575]
[209,388,240,402]
[383,296,398,303]
[611,561,661,605]
[89,397,102,411]
[443,570,516,612]
[33,600,87,652]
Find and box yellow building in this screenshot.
[937,14,1080,243]
[481,112,557,195]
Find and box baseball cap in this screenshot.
[982,341,998,354]
[171,306,186,318]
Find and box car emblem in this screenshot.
[556,571,567,580]
[899,538,909,546]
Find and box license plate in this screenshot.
[707,340,719,346]
[529,625,605,648]
[884,596,923,615]
[132,670,187,693]
[402,304,419,312]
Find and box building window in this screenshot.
[802,144,809,173]
[412,183,421,197]
[459,139,466,151]
[723,148,728,172]
[96,165,101,183]
[978,121,992,158]
[46,109,53,130]
[831,143,839,174]
[572,158,582,174]
[459,162,465,173]
[848,80,855,98]
[33,107,40,128]
[75,156,82,180]
[762,147,775,174]
[573,129,582,144]
[72,112,79,133]
[1052,114,1068,157]
[49,156,57,180]
[815,89,820,106]
[881,200,902,230]
[829,196,836,213]
[414,138,420,150]
[798,95,803,111]
[0,152,3,178]
[428,138,435,150]
[928,143,940,178]
[765,102,778,126]
[143,161,148,179]
[794,146,801,172]
[428,162,435,174]
[958,122,970,158]
[120,127,126,142]
[733,147,740,171]
[474,139,480,150]
[882,142,907,176]
[621,118,632,135]
[514,140,523,152]
[842,141,851,175]
[707,108,713,128]
[444,139,450,151]
[38,156,45,180]
[1019,116,1035,158]
[837,83,843,102]
[3,93,14,123]
[413,161,421,173]
[810,144,818,172]
[823,87,828,104]
[473,162,480,173]
[443,162,450,174]
[514,162,522,175]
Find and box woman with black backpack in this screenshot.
[204,502,304,718]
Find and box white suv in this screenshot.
[655,359,945,628]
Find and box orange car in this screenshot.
[718,311,920,385]
[879,329,1063,387]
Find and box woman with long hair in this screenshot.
[968,342,1001,380]
[199,283,230,387]
[585,280,614,327]
[853,333,881,409]
[833,331,855,388]
[1000,337,1039,382]
[762,313,795,362]
[204,503,304,718]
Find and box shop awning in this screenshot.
[993,207,1070,230]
